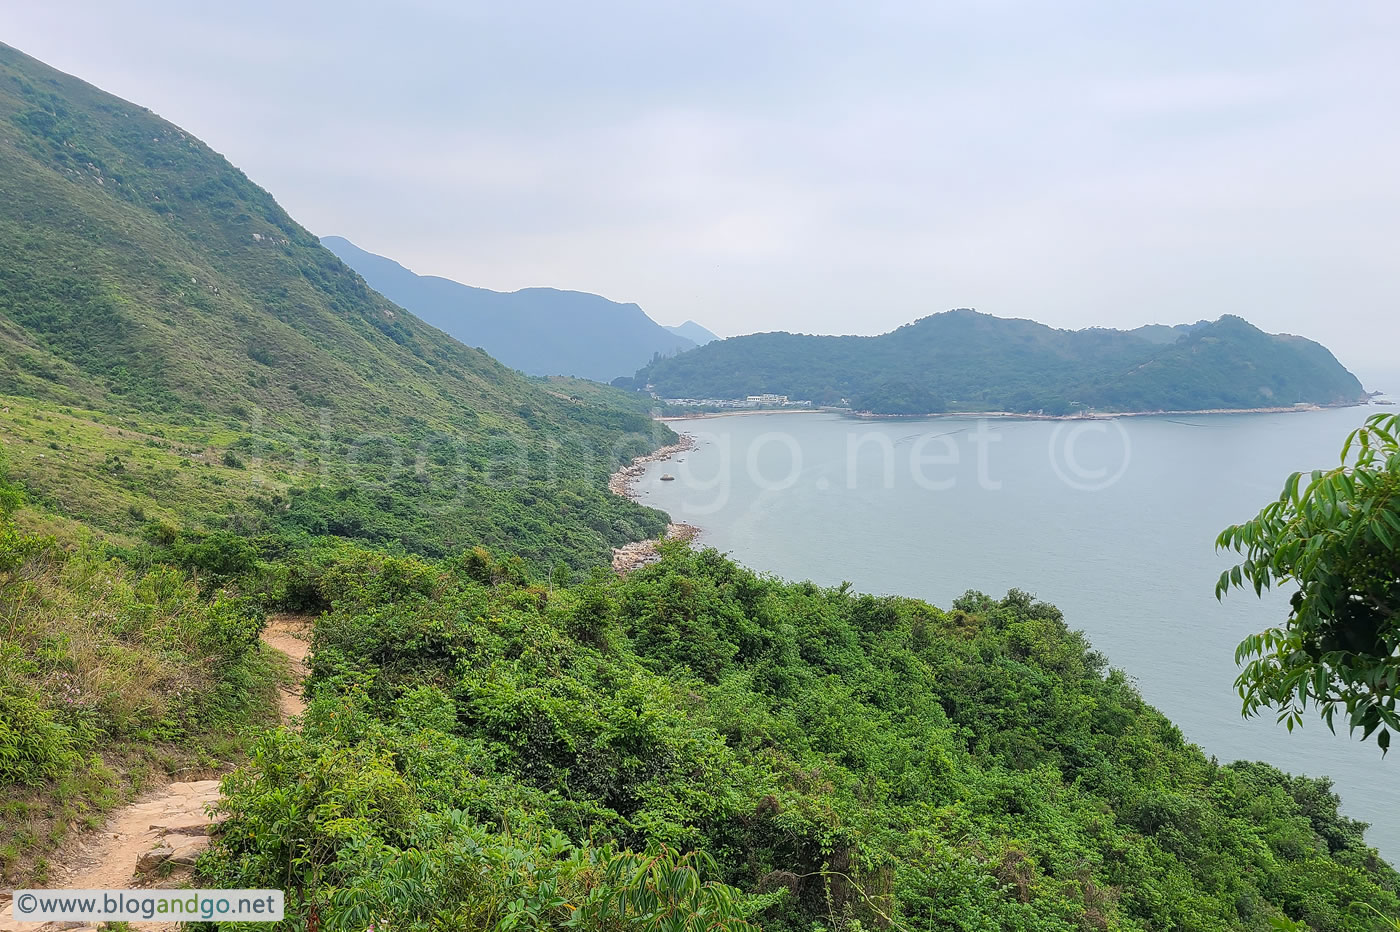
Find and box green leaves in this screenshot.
[0,685,76,785]
[1217,412,1400,754]
[567,847,757,932]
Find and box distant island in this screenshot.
[620,309,1368,415]
[323,235,701,382]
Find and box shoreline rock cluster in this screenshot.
[609,434,700,574]
[607,434,697,497]
[611,521,701,574]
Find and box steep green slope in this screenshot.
[0,41,677,882]
[629,309,1367,415]
[322,235,696,382]
[0,457,280,881]
[0,42,670,569]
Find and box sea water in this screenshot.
[635,400,1400,859]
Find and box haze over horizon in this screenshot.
[5,2,1398,376]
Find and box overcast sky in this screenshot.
[5,2,1398,379]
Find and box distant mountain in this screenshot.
[322,236,695,382]
[626,309,1367,415]
[664,320,718,345]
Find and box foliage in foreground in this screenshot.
[1219,412,1400,751]
[201,543,1399,931]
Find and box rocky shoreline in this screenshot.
[611,521,700,574]
[609,434,701,574]
[607,434,696,496]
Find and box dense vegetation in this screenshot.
[623,310,1367,415]
[192,541,1400,930]
[1219,412,1400,752]
[0,39,1395,931]
[0,37,674,883]
[324,236,697,382]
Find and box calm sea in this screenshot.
[636,397,1400,860]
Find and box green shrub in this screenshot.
[0,686,74,785]
[195,542,1400,930]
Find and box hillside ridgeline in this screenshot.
[625,309,1367,415]
[0,41,672,571]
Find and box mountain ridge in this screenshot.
[627,308,1367,415]
[2,41,1397,932]
[322,235,697,381]
[664,319,719,345]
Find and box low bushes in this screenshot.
[200,542,1400,931]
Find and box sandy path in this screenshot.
[1,616,312,931]
[261,614,312,723]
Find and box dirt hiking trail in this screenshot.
[1,615,311,932]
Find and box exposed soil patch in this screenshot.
[261,613,311,722]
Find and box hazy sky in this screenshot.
[5,2,1398,378]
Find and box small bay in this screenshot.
[636,402,1400,860]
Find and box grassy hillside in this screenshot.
[628,309,1367,415]
[323,235,697,383]
[0,41,673,570]
[1,40,540,428]
[0,451,281,881]
[0,40,672,882]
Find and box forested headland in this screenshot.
[623,310,1368,416]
